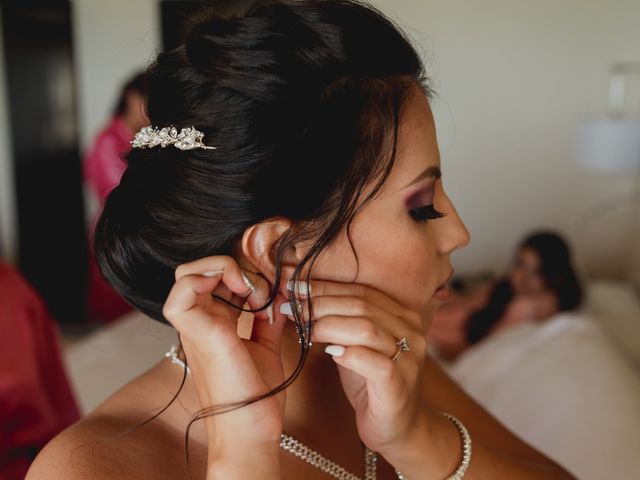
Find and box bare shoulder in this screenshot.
[26,413,147,479]
[27,362,205,480]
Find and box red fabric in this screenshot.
[83,116,134,324]
[0,262,81,479]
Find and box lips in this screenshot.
[437,269,454,289]
[431,269,455,301]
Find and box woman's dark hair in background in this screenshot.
[93,0,430,465]
[465,230,584,345]
[112,71,149,117]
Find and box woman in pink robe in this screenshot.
[83,72,148,323]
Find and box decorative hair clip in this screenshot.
[131,126,217,151]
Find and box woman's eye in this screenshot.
[409,204,446,222]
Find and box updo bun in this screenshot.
[94,0,430,325]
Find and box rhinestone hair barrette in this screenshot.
[131,125,217,151]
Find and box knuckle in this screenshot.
[360,322,380,345]
[174,263,186,280]
[162,303,178,321]
[352,297,368,315]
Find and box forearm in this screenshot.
[384,409,576,480]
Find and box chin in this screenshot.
[420,305,437,330]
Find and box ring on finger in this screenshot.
[390,336,410,362]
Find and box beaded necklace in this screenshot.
[164,345,405,479]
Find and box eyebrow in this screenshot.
[403,166,442,189]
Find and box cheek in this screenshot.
[352,222,437,311]
[304,212,438,314]
[304,228,361,283]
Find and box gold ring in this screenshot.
[390,336,410,362]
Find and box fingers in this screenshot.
[171,255,274,325]
[238,269,273,325]
[170,257,287,357]
[310,314,399,359]
[284,278,425,349]
[162,273,242,352]
[278,292,426,381]
[249,294,288,355]
[165,256,273,348]
[330,345,405,407]
[286,279,413,322]
[174,255,252,297]
[281,294,419,349]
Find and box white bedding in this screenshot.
[64,311,177,414]
[441,309,640,480]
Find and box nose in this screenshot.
[438,197,470,255]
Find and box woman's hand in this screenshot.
[162,256,287,477]
[283,279,435,458]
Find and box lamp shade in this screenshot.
[576,117,640,173]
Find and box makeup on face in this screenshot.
[403,174,447,223]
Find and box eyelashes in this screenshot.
[409,204,446,222]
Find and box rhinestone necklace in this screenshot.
[280,432,405,480]
[164,345,405,479]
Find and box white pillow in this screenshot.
[64,311,176,414]
[443,312,640,480]
[583,279,640,367]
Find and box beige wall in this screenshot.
[71,0,160,152]
[374,0,640,285]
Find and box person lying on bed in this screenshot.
[428,230,584,362]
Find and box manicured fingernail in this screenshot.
[324,345,345,357]
[280,300,303,317]
[241,272,256,295]
[286,280,311,296]
[280,302,293,317]
[202,270,224,277]
[267,303,274,325]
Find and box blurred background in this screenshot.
[1,0,639,324]
[0,1,638,479]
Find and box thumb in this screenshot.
[242,270,286,355]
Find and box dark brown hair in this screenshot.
[93,0,431,472]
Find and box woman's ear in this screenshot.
[238,217,299,285]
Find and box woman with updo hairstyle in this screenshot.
[27,1,576,479]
